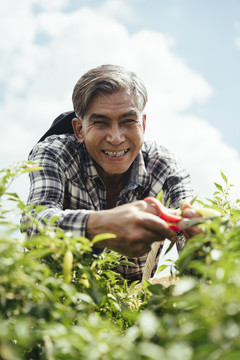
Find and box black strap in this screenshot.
[38,111,76,142]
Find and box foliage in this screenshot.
[0,163,144,359]
[142,175,240,359]
[1,164,240,359]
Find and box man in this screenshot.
[23,64,199,283]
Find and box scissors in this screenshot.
[144,197,218,232]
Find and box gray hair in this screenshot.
[72,64,148,119]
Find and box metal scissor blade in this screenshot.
[177,216,218,230]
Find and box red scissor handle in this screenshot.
[144,197,183,232]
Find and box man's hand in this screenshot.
[86,200,177,258]
[181,203,202,240]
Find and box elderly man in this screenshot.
[23,64,199,283]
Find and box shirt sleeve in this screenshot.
[161,152,194,253]
[162,157,194,209]
[21,143,94,238]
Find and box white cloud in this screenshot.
[96,0,133,22]
[1,2,240,203]
[144,112,240,201]
[32,0,69,11]
[129,29,212,113]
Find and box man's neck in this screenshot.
[97,166,131,193]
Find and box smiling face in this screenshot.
[72,90,146,183]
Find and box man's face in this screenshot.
[74,90,146,179]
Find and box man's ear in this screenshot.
[142,113,146,132]
[72,118,85,143]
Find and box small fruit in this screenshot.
[195,208,221,217]
[63,250,73,283]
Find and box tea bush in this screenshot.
[0,163,240,359]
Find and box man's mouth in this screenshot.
[102,149,129,157]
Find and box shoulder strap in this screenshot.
[38,111,76,142]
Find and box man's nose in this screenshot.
[106,124,125,144]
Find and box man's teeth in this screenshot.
[104,149,128,157]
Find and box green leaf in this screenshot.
[104,270,116,282]
[157,264,169,274]
[21,166,43,173]
[119,259,137,267]
[214,182,223,192]
[205,198,218,206]
[164,241,175,255]
[220,171,228,184]
[50,216,59,225]
[6,192,19,198]
[156,190,163,203]
[190,195,198,205]
[129,280,140,290]
[165,198,170,208]
[92,233,116,244]
[34,205,46,213]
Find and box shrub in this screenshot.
[0,163,240,359]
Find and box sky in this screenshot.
[1,0,240,204]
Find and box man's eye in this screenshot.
[123,119,135,124]
[94,120,106,125]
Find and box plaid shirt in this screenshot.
[23,134,193,282]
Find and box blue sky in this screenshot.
[1,0,240,202]
[134,0,240,153]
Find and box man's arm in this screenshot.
[23,158,177,256]
[22,143,94,237]
[86,200,177,257]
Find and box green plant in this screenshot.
[0,163,144,359]
[197,171,240,214]
[1,165,240,360]
[140,173,240,359]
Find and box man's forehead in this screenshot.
[85,90,140,116]
[87,109,139,122]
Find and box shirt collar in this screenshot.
[80,144,100,179]
[125,151,150,190]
